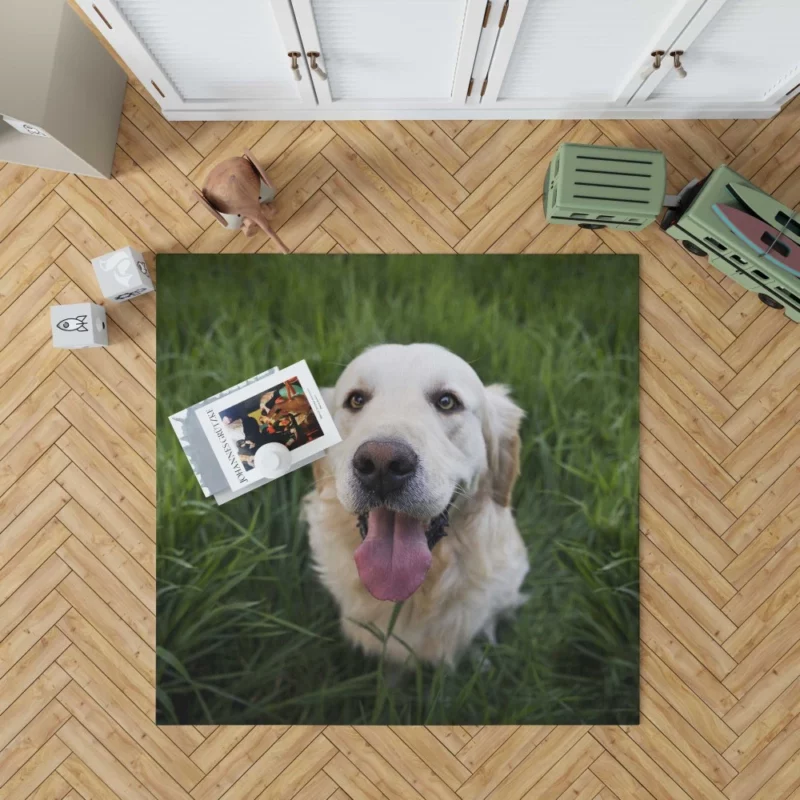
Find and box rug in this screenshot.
[156,253,639,726]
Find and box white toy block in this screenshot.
[51,303,108,349]
[91,246,154,302]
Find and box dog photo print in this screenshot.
[157,253,639,726]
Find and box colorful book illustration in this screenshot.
[726,183,800,246]
[170,360,341,505]
[713,203,800,277]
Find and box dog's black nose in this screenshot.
[353,439,418,498]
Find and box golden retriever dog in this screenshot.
[304,344,529,666]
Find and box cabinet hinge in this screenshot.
[482,1,492,27]
[467,77,474,97]
[499,0,509,27]
[480,77,488,97]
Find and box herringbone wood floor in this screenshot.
[2,47,800,799]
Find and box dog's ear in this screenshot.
[312,387,336,490]
[482,384,524,507]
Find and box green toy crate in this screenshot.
[544,143,667,231]
[661,165,800,322]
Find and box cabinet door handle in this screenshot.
[640,51,665,81]
[307,52,328,81]
[670,50,687,79]
[288,52,302,81]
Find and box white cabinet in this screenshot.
[477,0,799,114]
[291,0,486,108]
[477,0,707,110]
[631,0,800,109]
[75,0,800,120]
[78,0,316,111]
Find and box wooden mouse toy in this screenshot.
[194,149,289,254]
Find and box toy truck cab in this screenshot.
[660,165,800,321]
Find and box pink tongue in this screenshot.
[354,508,432,602]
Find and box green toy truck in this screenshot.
[659,165,800,322]
[544,142,800,322]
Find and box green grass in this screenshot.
[156,253,639,725]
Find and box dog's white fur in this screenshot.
[304,344,529,666]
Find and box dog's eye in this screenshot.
[435,392,461,412]
[345,391,367,410]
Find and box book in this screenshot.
[170,360,341,504]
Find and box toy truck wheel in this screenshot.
[758,293,784,310]
[578,223,606,230]
[682,240,707,257]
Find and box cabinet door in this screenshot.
[633,0,800,108]
[480,0,707,110]
[290,0,487,108]
[75,0,316,112]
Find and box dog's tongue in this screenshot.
[354,508,432,602]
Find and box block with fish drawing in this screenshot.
[50,303,108,349]
[91,246,154,302]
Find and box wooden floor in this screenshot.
[2,70,800,800]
